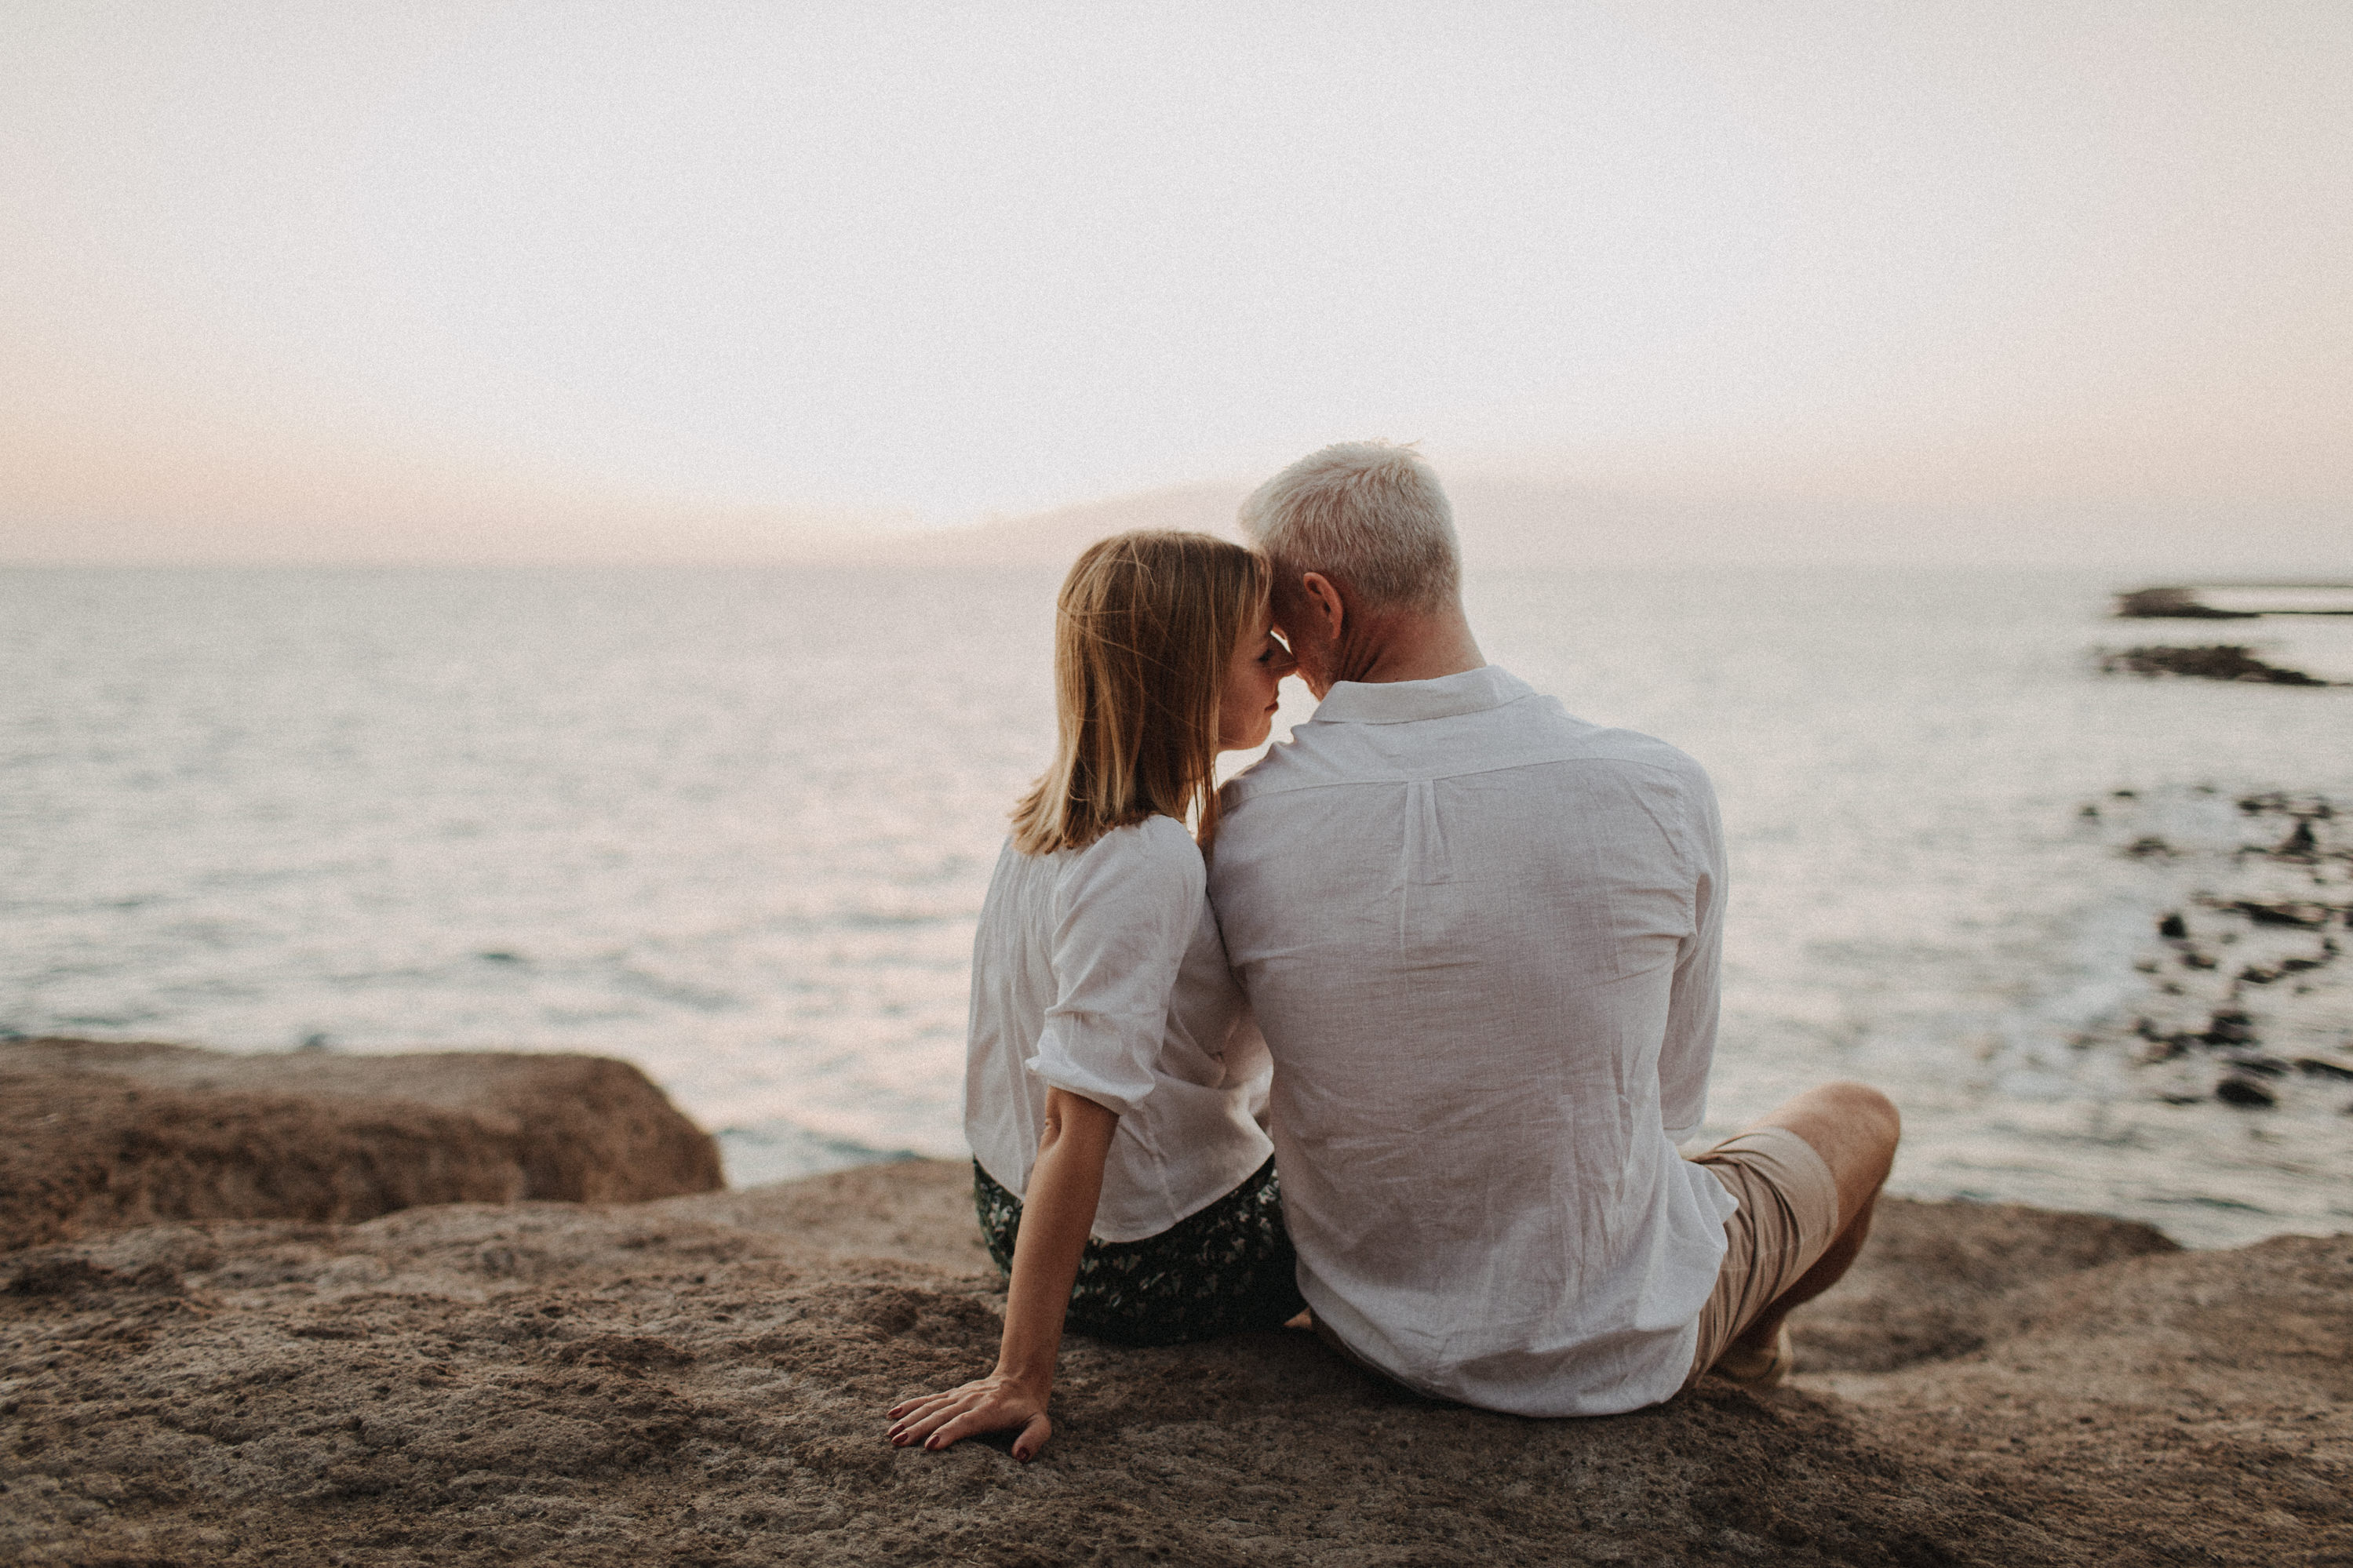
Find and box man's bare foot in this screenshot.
[1710,1325,1794,1388]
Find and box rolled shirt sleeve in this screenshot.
[1025,818,1204,1119]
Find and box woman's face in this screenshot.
[1217,606,1297,753]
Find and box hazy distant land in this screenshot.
[9,469,2349,573]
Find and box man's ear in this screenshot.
[1299,572,1345,643]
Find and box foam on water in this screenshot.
[4,565,2349,1245]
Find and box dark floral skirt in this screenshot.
[974,1155,1306,1346]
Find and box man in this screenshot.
[1209,441,1899,1416]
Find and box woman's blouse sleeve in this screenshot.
[1025,820,1203,1119]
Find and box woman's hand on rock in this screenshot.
[886,1373,1052,1461]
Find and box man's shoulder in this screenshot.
[1223,690,1708,806]
[1568,721,1711,785]
[1215,716,1400,823]
[1218,732,1333,806]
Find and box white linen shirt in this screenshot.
[963,813,1275,1242]
[1208,665,1736,1416]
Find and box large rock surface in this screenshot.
[2,1158,2347,1566]
[0,1039,722,1250]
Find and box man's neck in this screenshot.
[1325,606,1487,689]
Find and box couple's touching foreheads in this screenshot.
[888,442,1900,1460]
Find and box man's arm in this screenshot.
[1659,772,1727,1141]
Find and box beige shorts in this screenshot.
[1682,1126,1843,1388]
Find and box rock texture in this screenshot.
[0,1039,722,1251]
[2,1160,2347,1566]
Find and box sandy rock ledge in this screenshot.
[2,1153,2348,1566]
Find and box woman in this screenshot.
[886,530,1301,1462]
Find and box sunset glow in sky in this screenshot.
[5,2,2348,564]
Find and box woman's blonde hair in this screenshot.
[1010,530,1269,856]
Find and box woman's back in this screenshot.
[963,813,1272,1243]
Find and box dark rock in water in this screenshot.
[2234,900,2338,929]
[2099,646,2333,685]
[2113,587,2260,619]
[2202,1010,2258,1046]
[2295,1057,2353,1082]
[2215,1076,2277,1108]
[2158,911,2188,940]
[2181,948,2219,970]
[2233,791,2341,819]
[2238,965,2284,985]
[2276,819,2319,857]
[2218,1051,2289,1077]
[2125,835,2175,858]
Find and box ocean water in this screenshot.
[5,564,2350,1246]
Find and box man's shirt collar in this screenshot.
[1308,664,1535,725]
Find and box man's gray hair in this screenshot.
[1237,441,1462,612]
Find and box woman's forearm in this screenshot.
[995,1089,1118,1392]
[885,1088,1120,1460]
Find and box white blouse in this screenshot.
[963,813,1276,1243]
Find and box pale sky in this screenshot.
[4,2,2348,565]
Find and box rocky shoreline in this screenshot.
[2101,582,2353,686]
[2074,790,2353,1118]
[2,1042,2350,1564]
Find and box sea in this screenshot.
[5,564,2351,1247]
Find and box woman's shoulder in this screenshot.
[1060,814,1206,897]
[1092,811,1202,859]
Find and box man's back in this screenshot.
[1211,664,1736,1415]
